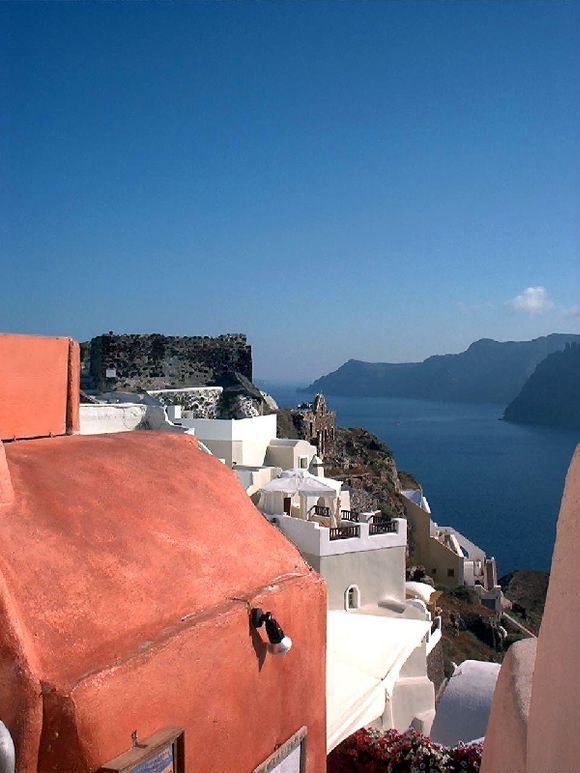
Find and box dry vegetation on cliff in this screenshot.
[276,409,407,515]
[437,588,505,676]
[499,570,549,636]
[322,427,406,517]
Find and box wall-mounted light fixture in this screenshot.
[251,608,293,655]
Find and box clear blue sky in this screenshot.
[1,1,578,382]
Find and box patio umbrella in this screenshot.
[261,469,337,497]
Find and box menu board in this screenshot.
[100,728,184,773]
[253,727,307,773]
[131,745,173,773]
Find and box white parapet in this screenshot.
[185,414,277,467]
[79,404,148,434]
[79,403,185,435]
[269,514,407,557]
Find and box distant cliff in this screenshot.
[503,343,580,429]
[81,332,252,391]
[304,334,580,404]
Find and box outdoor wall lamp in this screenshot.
[251,608,293,655]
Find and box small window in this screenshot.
[299,456,308,469]
[447,568,455,578]
[345,585,360,610]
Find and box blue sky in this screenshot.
[1,1,579,381]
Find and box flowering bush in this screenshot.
[327,728,483,773]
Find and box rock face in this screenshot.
[81,333,252,391]
[277,400,407,515]
[437,587,504,678]
[148,387,224,419]
[213,372,270,419]
[503,343,580,429]
[304,334,580,404]
[499,570,549,635]
[125,375,272,421]
[323,427,406,517]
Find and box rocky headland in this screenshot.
[503,342,580,430]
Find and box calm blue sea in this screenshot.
[260,382,579,575]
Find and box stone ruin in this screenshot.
[80,332,252,392]
[290,393,336,457]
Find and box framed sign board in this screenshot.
[100,728,184,773]
[253,727,307,773]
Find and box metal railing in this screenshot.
[369,513,394,524]
[312,505,331,517]
[369,519,398,535]
[340,509,359,522]
[329,525,360,541]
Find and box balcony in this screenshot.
[329,525,361,541]
[268,514,407,557]
[369,519,398,536]
[340,509,360,523]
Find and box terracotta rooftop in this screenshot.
[0,431,309,688]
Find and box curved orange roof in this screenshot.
[0,431,309,688]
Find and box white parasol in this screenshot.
[261,469,337,497]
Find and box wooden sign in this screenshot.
[100,728,184,773]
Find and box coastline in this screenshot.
[262,383,578,574]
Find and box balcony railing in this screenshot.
[369,513,394,524]
[340,509,359,522]
[329,525,360,541]
[369,519,398,536]
[312,505,331,517]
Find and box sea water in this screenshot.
[261,382,579,575]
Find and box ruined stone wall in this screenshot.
[291,393,336,457]
[148,387,224,419]
[81,333,252,391]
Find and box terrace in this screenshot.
[308,507,400,541]
[269,512,407,556]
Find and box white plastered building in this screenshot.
[257,482,438,750]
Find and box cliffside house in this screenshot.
[257,477,439,750]
[0,332,327,773]
[401,488,503,610]
[175,403,439,750]
[170,412,338,507]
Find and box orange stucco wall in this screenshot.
[0,432,327,772]
[0,334,80,440]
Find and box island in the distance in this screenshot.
[303,334,580,405]
[503,342,580,430]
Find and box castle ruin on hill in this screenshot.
[80,332,252,391]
